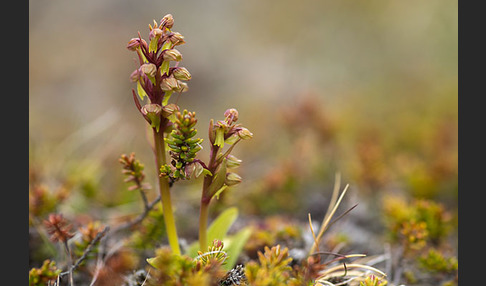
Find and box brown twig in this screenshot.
[59,226,110,278]
[62,240,74,286]
[324,203,359,232]
[109,194,161,234]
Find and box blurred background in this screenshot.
[29,0,457,255]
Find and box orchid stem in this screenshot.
[153,126,181,255]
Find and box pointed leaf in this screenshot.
[207,207,238,245]
[223,226,252,270]
[146,257,159,269]
[185,206,238,258]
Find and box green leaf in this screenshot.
[223,226,252,270]
[207,207,238,245]
[186,242,199,258]
[185,206,238,258]
[146,256,159,269]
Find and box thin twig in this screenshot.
[392,245,405,286]
[110,194,161,234]
[62,241,74,286]
[139,188,150,212]
[384,243,392,280]
[60,226,110,278]
[311,251,366,260]
[89,245,105,286]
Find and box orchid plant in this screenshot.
[126,14,253,258]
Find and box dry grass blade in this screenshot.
[309,175,350,255]
[316,263,387,286]
[323,172,341,224]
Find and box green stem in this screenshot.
[198,144,220,251]
[153,126,181,255]
[198,200,209,251]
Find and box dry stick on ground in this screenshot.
[59,226,110,279]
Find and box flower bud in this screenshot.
[224,108,239,124]
[141,103,162,116]
[184,164,195,178]
[162,103,180,117]
[127,38,141,51]
[149,27,163,40]
[225,172,242,186]
[160,14,174,29]
[226,155,242,168]
[208,119,216,144]
[160,75,179,91]
[130,69,141,82]
[194,162,204,178]
[212,239,224,249]
[215,120,229,129]
[163,49,183,62]
[173,67,192,81]
[141,103,163,131]
[153,28,163,37]
[173,81,189,93]
[141,63,157,78]
[237,127,253,140]
[169,32,186,46]
[159,164,172,178]
[224,134,239,145]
